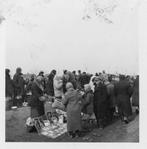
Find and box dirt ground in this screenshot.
[5,107,139,142]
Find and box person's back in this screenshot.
[115,80,130,97]
[94,82,108,103]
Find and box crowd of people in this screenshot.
[5,67,139,138]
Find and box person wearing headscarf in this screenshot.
[29,76,45,118]
[114,75,133,123]
[13,67,25,107]
[93,77,108,129]
[82,84,94,118]
[63,82,82,138]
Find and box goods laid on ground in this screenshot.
[26,109,67,139]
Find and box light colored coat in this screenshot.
[63,88,82,132]
[53,75,63,98]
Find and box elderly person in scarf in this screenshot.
[82,84,94,123]
[63,82,82,138]
[29,76,45,118]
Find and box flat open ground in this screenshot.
[6,107,139,142]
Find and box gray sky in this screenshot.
[3,0,139,75]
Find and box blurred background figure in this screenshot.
[45,69,56,97]
[29,76,45,118]
[93,76,108,129]
[114,75,133,124]
[13,67,25,107]
[132,75,139,114]
[5,69,14,110]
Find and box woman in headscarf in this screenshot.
[82,84,94,120]
[63,82,82,138]
[29,76,45,118]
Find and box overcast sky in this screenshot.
[2,0,139,75]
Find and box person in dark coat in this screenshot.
[29,76,45,118]
[132,75,139,114]
[80,72,90,89]
[63,82,82,138]
[114,75,133,123]
[13,67,25,107]
[5,69,14,98]
[105,76,116,122]
[45,70,56,96]
[93,77,108,129]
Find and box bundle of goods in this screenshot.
[81,113,96,123]
[25,110,67,139]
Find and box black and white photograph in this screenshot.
[0,0,143,144]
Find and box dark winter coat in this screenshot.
[29,82,45,118]
[93,82,108,119]
[106,83,116,108]
[13,73,25,97]
[132,77,139,106]
[114,80,132,117]
[5,73,14,97]
[45,73,55,96]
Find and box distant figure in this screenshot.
[5,69,14,98]
[38,71,45,89]
[45,70,56,96]
[76,70,82,89]
[29,76,45,118]
[63,82,82,138]
[13,67,25,107]
[38,71,44,77]
[114,75,133,123]
[80,72,90,89]
[132,75,139,114]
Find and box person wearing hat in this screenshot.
[13,67,25,107]
[29,76,45,118]
[45,69,56,96]
[63,82,82,138]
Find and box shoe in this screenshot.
[124,120,129,124]
[136,109,139,115]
